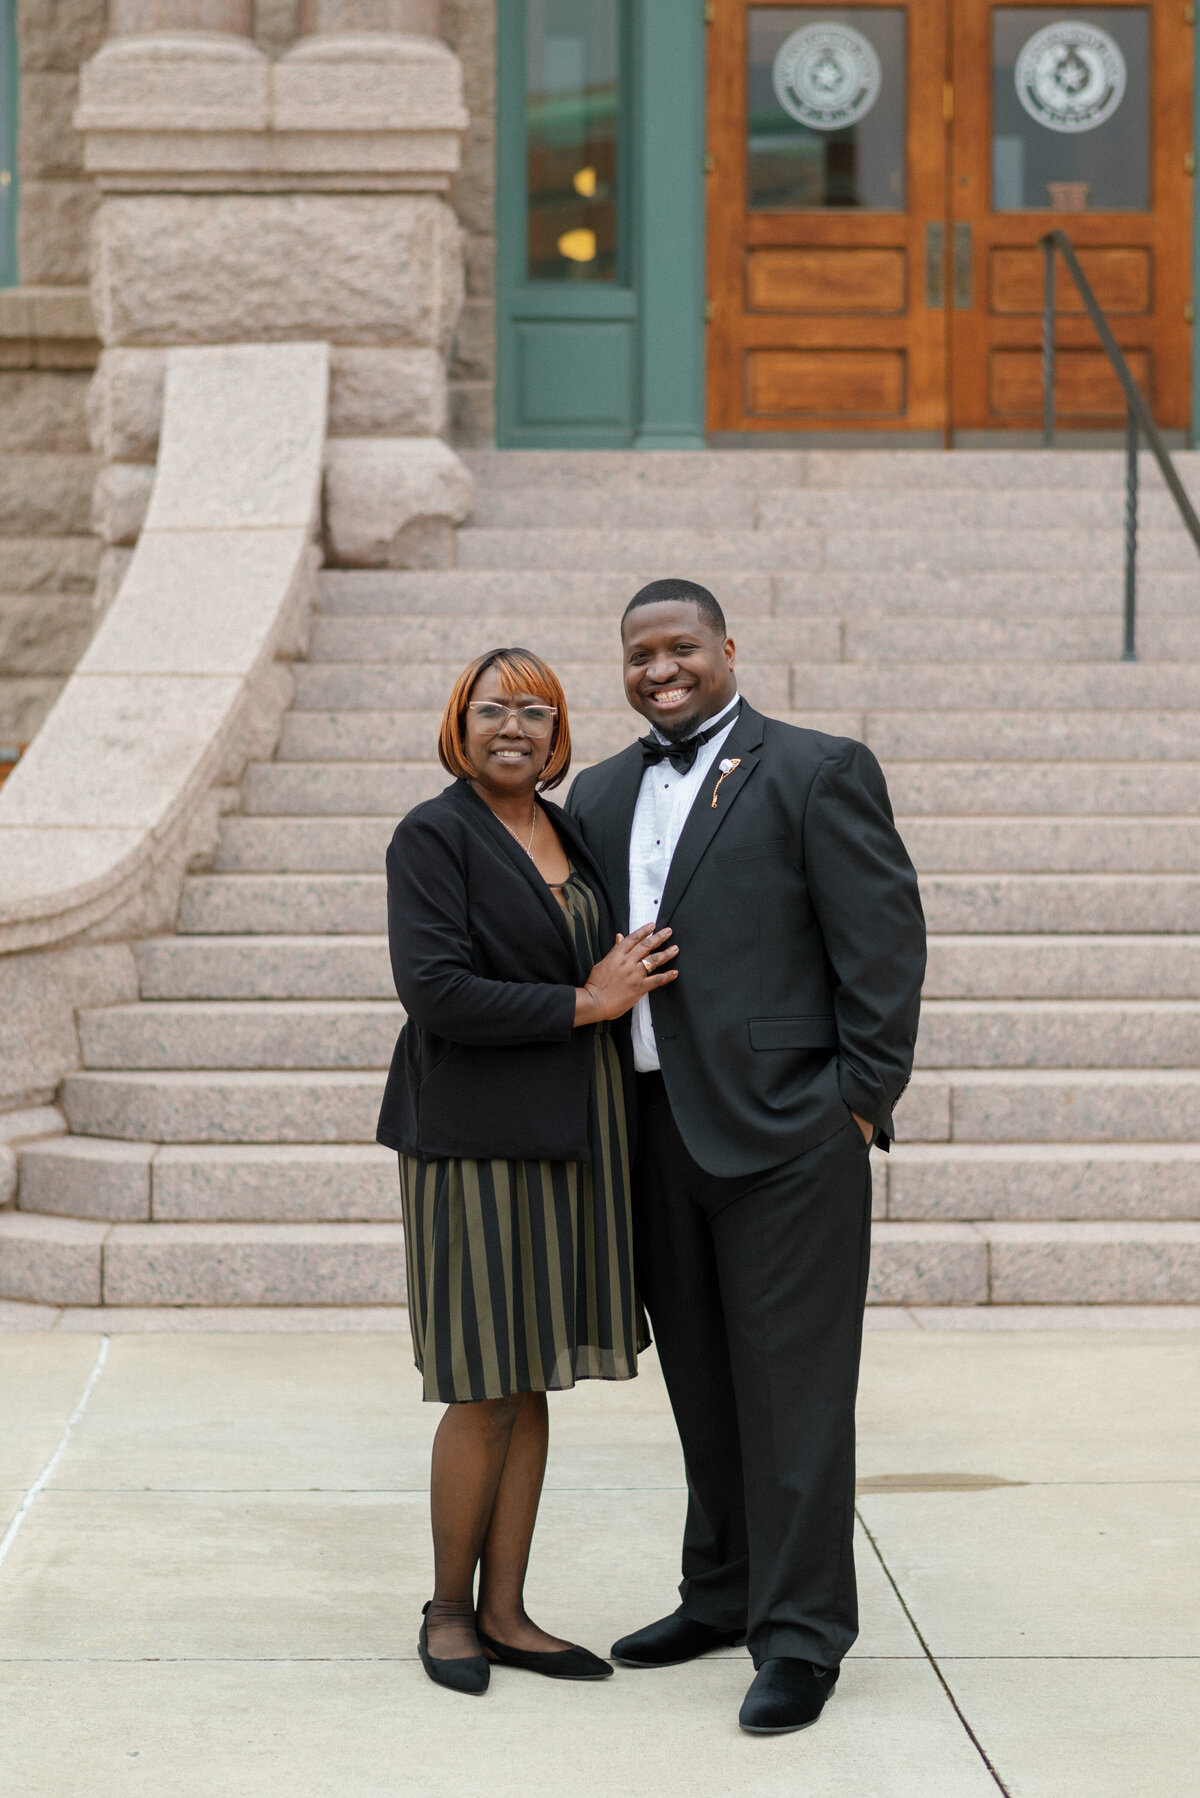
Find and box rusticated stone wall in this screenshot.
[2,5,105,746]
[254,0,497,446]
[16,0,106,285]
[440,0,495,446]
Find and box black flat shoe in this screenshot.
[418,1603,490,1696]
[610,1611,746,1668]
[738,1659,838,1735]
[476,1626,612,1681]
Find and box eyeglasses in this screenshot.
[467,701,558,738]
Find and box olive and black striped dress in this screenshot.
[399,868,647,1403]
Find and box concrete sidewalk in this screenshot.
[1,1325,1197,1797]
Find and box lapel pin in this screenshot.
[711,757,741,809]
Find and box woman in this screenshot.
[377,646,677,1697]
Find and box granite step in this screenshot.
[277,710,866,762]
[20,1133,1200,1229]
[177,869,1200,936]
[467,482,1196,533]
[64,1065,1200,1149]
[241,757,1200,818]
[216,814,397,873]
[17,1138,399,1223]
[135,935,393,1001]
[274,708,1200,769]
[914,1000,1200,1068]
[455,525,1200,574]
[178,874,388,936]
[0,1213,406,1307]
[60,1070,386,1145]
[215,810,1200,877]
[863,713,1200,763]
[463,446,1198,492]
[75,995,1200,1074]
[925,935,1200,999]
[318,568,776,615]
[308,614,842,665]
[292,658,1200,715]
[307,610,1195,667]
[4,1208,1198,1307]
[906,1068,1200,1143]
[885,764,1200,816]
[291,658,790,712]
[789,665,1200,710]
[240,760,446,818]
[78,1000,402,1071]
[897,816,1200,873]
[881,1143,1200,1221]
[318,566,1200,618]
[918,874,1200,933]
[866,1219,1200,1305]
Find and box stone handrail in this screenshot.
[0,341,329,957]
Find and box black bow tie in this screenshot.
[639,708,738,775]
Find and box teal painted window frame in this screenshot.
[495,0,706,450]
[0,0,17,288]
[1192,14,1199,446]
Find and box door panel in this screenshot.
[707,0,950,435]
[950,0,1191,430]
[706,0,1192,435]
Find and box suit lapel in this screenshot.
[657,706,766,921]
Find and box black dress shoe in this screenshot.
[476,1627,612,1681]
[418,1603,490,1696]
[610,1611,746,1668]
[738,1659,838,1734]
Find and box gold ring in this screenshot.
[642,957,653,974]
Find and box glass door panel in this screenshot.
[951,0,1190,433]
[747,7,907,210]
[707,0,950,436]
[991,8,1150,213]
[525,0,623,281]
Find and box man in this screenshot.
[566,579,925,1735]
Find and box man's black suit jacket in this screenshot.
[566,702,926,1178]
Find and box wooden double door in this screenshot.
[706,0,1192,435]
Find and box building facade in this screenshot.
[0,0,1195,743]
[1,1,1196,456]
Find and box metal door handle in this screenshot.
[953,222,973,309]
[924,222,945,309]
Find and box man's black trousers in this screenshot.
[634,1071,874,1671]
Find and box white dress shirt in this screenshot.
[629,693,742,1072]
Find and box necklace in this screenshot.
[500,804,538,859]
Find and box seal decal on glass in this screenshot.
[772,23,883,133]
[1015,21,1127,134]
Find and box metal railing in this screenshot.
[1040,228,1200,661]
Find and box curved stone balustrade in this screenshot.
[0,341,329,958]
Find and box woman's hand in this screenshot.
[574,924,678,1026]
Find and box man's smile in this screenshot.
[644,684,695,711]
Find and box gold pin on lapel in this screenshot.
[711,757,741,809]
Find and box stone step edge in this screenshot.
[16,1138,399,1225]
[15,1136,1200,1227]
[3,1213,1200,1307]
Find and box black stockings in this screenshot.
[426,1390,571,1660]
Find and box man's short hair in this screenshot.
[621,579,727,638]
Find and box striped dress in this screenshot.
[399,868,647,1403]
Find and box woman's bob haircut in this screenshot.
[438,646,573,792]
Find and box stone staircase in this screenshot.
[5,447,1200,1311]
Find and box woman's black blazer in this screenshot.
[376,778,632,1162]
